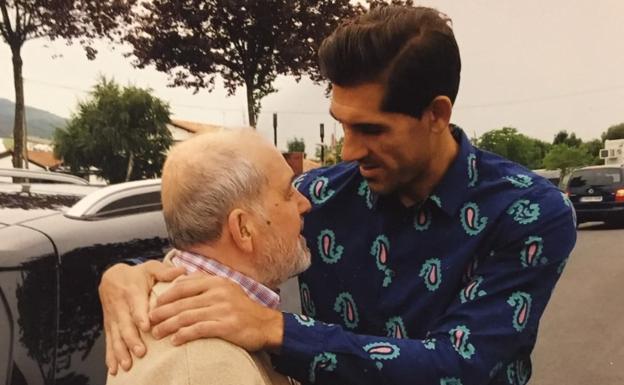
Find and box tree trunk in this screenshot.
[245,82,257,128]
[11,44,27,169]
[125,152,134,182]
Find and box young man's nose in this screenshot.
[341,130,368,162]
[297,190,312,214]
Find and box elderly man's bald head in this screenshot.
[162,129,272,249]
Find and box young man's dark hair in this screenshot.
[318,5,461,119]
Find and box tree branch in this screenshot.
[0,1,15,41]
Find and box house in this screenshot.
[0,149,62,171]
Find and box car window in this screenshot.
[568,168,622,188]
[96,191,162,218]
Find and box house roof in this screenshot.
[169,119,224,134]
[3,150,63,170]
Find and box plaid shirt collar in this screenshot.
[170,249,281,309]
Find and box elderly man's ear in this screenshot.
[228,208,256,253]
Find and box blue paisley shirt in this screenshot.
[271,127,577,385]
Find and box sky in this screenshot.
[0,0,623,156]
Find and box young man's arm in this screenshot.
[99,260,185,374]
[148,189,576,385]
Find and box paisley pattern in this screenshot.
[507,291,532,332]
[292,173,307,190]
[460,202,488,236]
[507,199,541,225]
[449,325,476,359]
[413,206,432,231]
[370,235,394,287]
[294,314,315,327]
[506,359,530,385]
[357,180,374,209]
[504,174,533,188]
[385,316,408,339]
[561,192,577,225]
[309,352,337,383]
[557,258,568,275]
[300,282,316,317]
[463,258,480,283]
[460,276,487,303]
[419,258,442,291]
[520,236,546,267]
[561,191,572,207]
[440,378,463,385]
[489,362,504,379]
[362,342,401,369]
[308,176,335,205]
[467,153,478,187]
[430,194,442,208]
[334,292,359,329]
[422,337,437,350]
[317,229,344,264]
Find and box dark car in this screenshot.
[566,165,624,225]
[0,168,302,385]
[0,168,169,385]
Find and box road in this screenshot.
[531,222,624,385]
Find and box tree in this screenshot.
[602,123,624,141]
[0,0,134,169]
[581,139,603,166]
[287,137,306,153]
[543,144,592,186]
[553,130,582,147]
[54,78,173,183]
[125,0,360,128]
[476,127,549,169]
[316,137,344,166]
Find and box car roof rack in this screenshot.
[65,178,161,220]
[0,167,89,185]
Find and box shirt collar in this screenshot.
[429,125,476,217]
[366,125,475,216]
[170,249,281,310]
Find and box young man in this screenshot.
[105,130,310,385]
[99,6,576,385]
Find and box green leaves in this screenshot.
[125,0,359,126]
[475,127,550,169]
[53,77,173,183]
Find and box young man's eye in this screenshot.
[357,124,384,135]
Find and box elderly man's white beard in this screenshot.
[255,232,311,289]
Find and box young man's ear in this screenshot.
[427,96,452,134]
[227,208,255,253]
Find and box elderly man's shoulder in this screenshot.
[106,281,292,385]
[154,281,293,385]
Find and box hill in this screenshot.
[0,98,67,139]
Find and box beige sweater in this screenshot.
[106,279,293,385]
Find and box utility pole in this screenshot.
[320,123,325,164]
[273,113,278,147]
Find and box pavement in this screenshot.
[531,222,624,385]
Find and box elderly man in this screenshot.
[106,130,310,385]
[100,5,576,385]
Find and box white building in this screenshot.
[600,139,624,166]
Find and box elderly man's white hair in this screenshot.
[161,129,269,249]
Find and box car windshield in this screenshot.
[568,168,622,188]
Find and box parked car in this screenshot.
[566,165,624,225]
[0,168,169,385]
[0,168,301,385]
